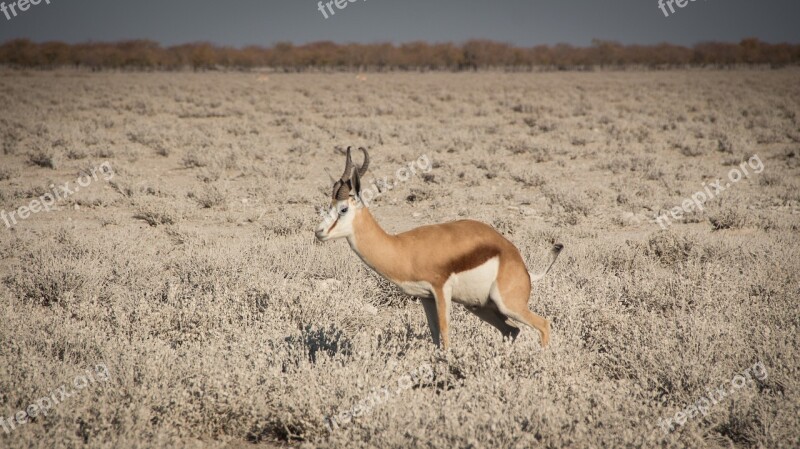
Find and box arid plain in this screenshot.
[0,69,798,448]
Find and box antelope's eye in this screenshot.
[339,206,349,215]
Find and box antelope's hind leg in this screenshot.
[509,308,551,347]
[490,285,551,347]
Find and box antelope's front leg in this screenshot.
[420,298,440,347]
[433,286,452,350]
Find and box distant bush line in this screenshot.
[1,38,798,71]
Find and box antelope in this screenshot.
[315,147,563,350]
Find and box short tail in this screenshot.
[529,243,564,282]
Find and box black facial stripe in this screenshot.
[326,216,339,234]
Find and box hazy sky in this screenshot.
[0,0,798,47]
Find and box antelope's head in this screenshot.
[315,146,369,242]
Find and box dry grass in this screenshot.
[0,69,798,449]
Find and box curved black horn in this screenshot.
[334,180,349,200]
[357,147,369,177]
[340,146,354,181]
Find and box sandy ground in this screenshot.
[0,69,798,448]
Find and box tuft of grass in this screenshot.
[134,201,180,226]
[678,143,705,157]
[191,185,227,208]
[0,166,17,181]
[708,203,749,230]
[182,150,211,168]
[542,185,593,217]
[66,148,88,160]
[645,231,695,265]
[28,150,61,169]
[511,169,547,188]
[5,234,109,306]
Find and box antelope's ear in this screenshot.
[331,179,342,200]
[351,166,362,197]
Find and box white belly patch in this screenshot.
[393,257,499,306]
[397,280,434,299]
[446,257,499,307]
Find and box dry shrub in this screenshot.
[28,150,61,169]
[542,185,593,218]
[109,178,160,198]
[0,166,17,181]
[182,150,211,168]
[708,203,749,230]
[645,231,696,265]
[5,231,110,306]
[263,215,308,237]
[190,185,227,209]
[134,199,182,226]
[510,168,547,188]
[678,143,705,157]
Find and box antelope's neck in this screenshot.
[347,207,407,282]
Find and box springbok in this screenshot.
[315,147,563,350]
